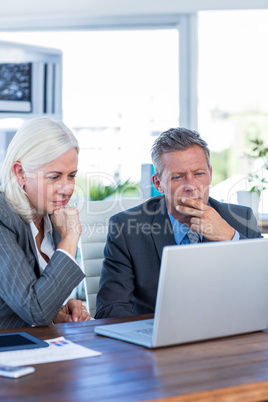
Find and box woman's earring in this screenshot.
[20,184,24,190]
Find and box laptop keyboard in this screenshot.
[135,328,153,336]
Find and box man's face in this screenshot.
[152,145,212,221]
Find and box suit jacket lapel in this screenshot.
[27,224,41,278]
[202,198,212,243]
[27,217,61,278]
[151,197,176,260]
[52,224,61,247]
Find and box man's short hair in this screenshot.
[151,127,210,177]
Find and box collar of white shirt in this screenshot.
[30,214,56,272]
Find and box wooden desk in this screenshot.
[1,315,268,402]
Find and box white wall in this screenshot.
[0,0,267,30]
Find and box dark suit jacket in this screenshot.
[0,193,85,329]
[95,196,262,319]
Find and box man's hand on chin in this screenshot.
[176,197,235,241]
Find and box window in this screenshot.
[198,10,268,214]
[198,10,268,182]
[0,29,180,186]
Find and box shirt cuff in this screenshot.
[56,249,78,265]
[232,230,240,241]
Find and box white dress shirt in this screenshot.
[30,214,77,273]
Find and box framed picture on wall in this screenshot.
[0,62,32,113]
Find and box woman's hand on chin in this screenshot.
[51,207,82,258]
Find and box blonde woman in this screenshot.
[0,117,90,329]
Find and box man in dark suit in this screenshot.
[95,128,262,319]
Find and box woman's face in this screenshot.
[24,148,78,219]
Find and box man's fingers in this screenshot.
[181,197,206,210]
[176,205,203,217]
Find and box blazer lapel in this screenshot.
[151,197,176,260]
[52,223,61,247]
[27,224,41,278]
[202,198,212,243]
[27,218,61,278]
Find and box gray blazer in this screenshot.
[95,196,262,319]
[0,193,85,329]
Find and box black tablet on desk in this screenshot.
[0,332,49,352]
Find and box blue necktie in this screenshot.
[187,228,200,244]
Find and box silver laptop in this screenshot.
[94,238,268,348]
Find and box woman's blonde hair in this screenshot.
[0,117,79,222]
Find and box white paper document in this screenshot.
[0,337,101,366]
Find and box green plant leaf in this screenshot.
[89,178,138,200]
